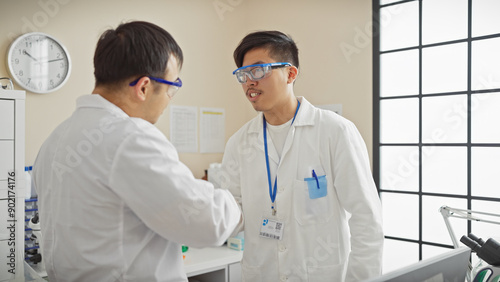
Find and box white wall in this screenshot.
[0,0,373,178]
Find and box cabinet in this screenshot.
[0,90,25,281]
[184,246,242,282]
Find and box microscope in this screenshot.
[461,234,500,282]
[27,213,46,273]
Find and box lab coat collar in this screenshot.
[247,96,315,134]
[293,96,315,126]
[76,94,129,118]
[247,96,315,165]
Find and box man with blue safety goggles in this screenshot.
[32,21,241,282]
[222,30,384,282]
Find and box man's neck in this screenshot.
[92,87,134,117]
[263,96,299,126]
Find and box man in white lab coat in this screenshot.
[32,21,241,282]
[220,31,384,281]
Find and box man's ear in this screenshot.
[287,66,299,84]
[130,77,151,102]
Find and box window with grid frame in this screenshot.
[373,0,500,273]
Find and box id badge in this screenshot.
[259,217,284,240]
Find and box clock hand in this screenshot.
[36,58,64,64]
[23,50,38,62]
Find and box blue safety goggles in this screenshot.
[129,76,182,98]
[232,62,292,84]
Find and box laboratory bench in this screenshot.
[185,246,243,282]
[24,245,243,282]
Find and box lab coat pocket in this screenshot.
[241,264,262,282]
[304,175,327,199]
[293,178,333,226]
[307,264,345,282]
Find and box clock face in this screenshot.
[7,32,71,94]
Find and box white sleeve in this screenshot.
[332,121,384,282]
[220,135,245,236]
[108,128,241,247]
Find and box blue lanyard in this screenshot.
[263,100,300,215]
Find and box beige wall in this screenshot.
[0,0,373,178]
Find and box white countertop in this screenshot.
[24,245,243,280]
[184,246,243,277]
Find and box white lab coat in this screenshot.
[220,97,383,282]
[32,94,241,282]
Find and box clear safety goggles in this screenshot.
[232,62,292,84]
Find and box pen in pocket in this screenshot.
[312,170,320,189]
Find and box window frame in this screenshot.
[373,0,500,262]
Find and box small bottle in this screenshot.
[182,245,189,260]
[25,166,32,199]
[29,166,37,198]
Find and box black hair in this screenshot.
[233,30,299,68]
[93,21,183,87]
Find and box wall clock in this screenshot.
[7,32,71,94]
